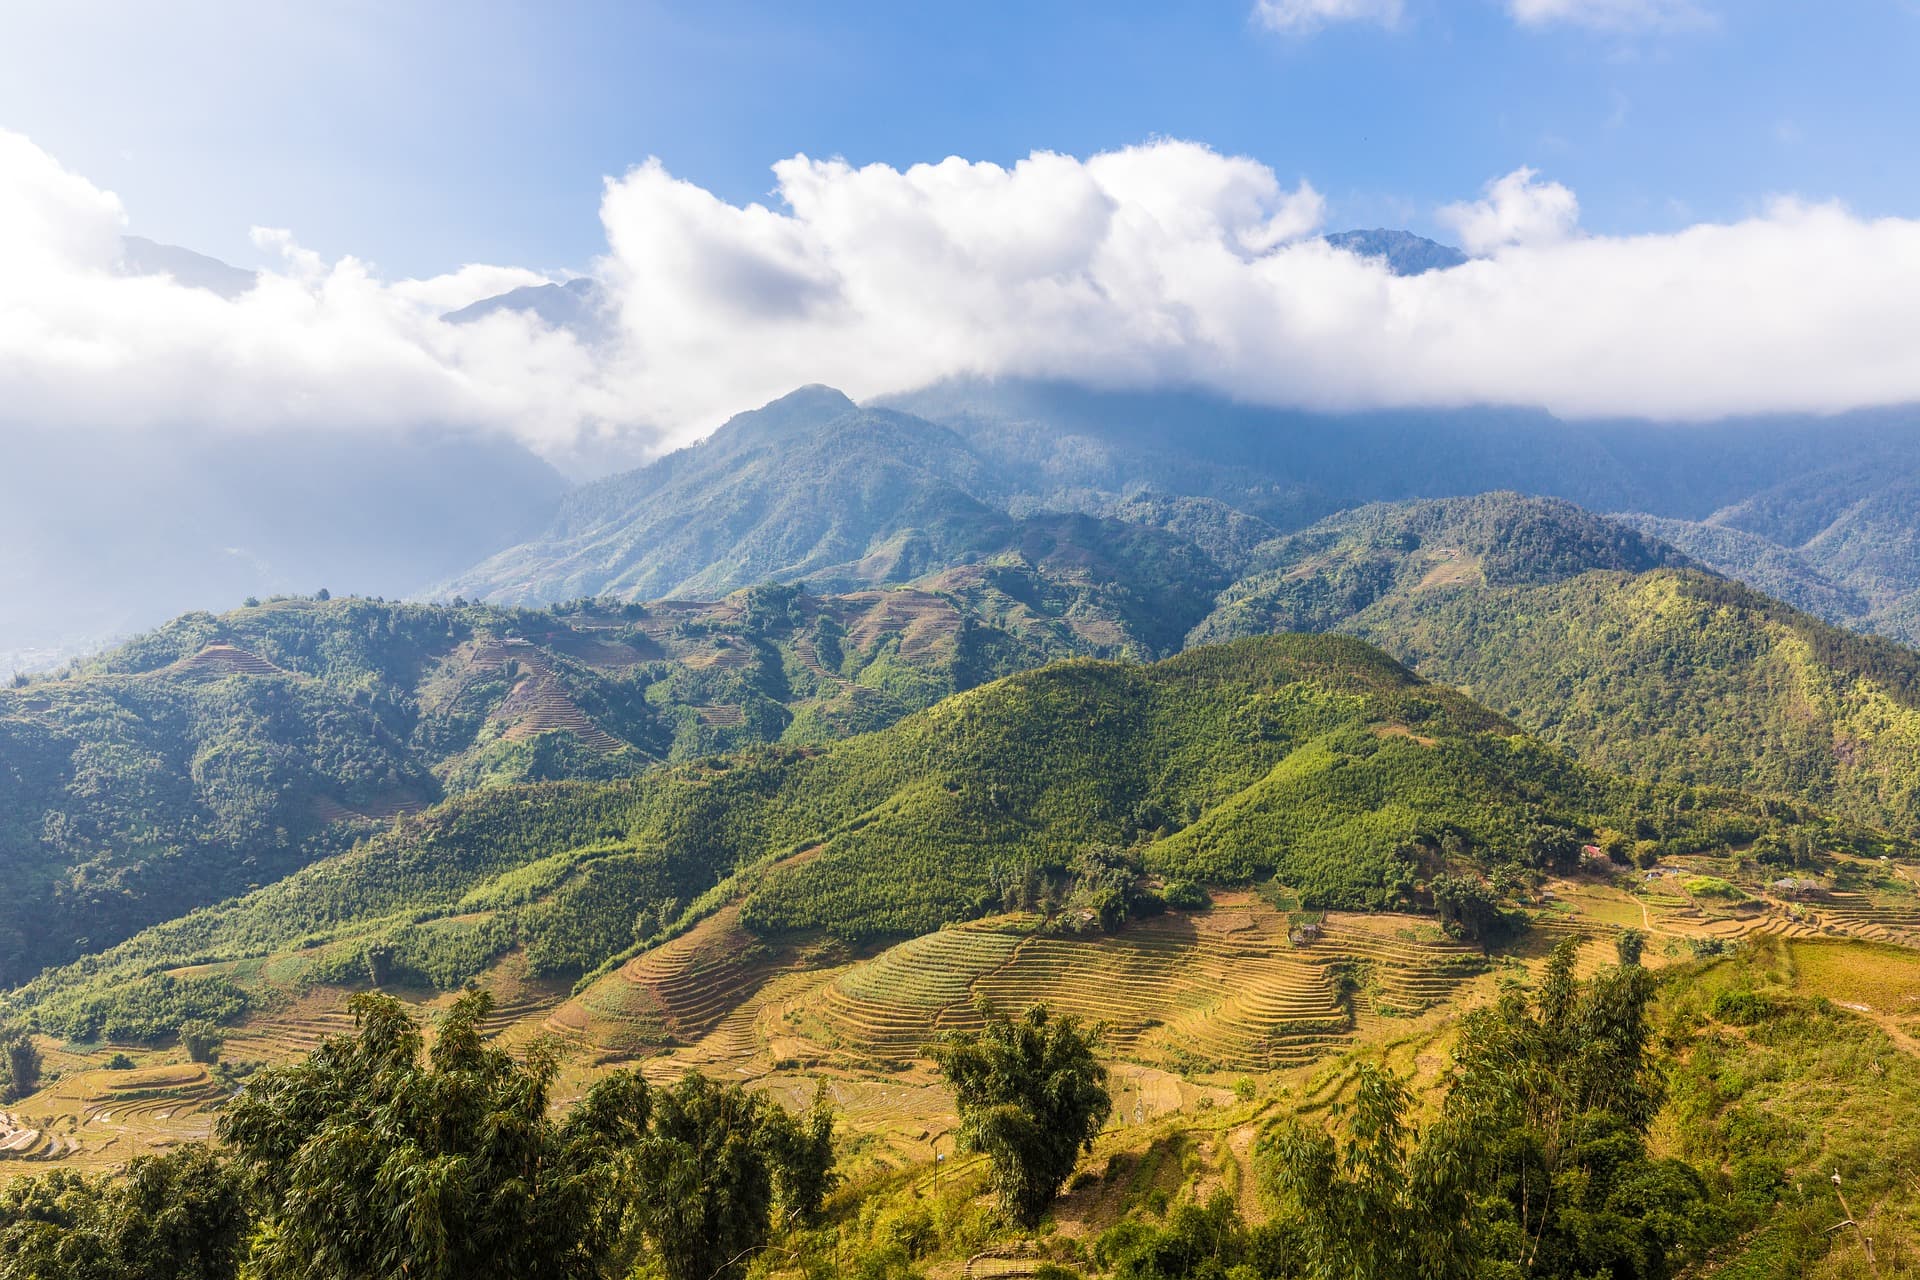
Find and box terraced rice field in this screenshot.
[27,858,1920,1180]
[0,1061,228,1173]
[1809,891,1920,945]
[540,633,650,670]
[468,640,628,752]
[679,638,757,672]
[816,922,1033,1055]
[807,900,1485,1074]
[836,590,966,664]
[551,907,808,1054]
[168,643,287,678]
[221,997,363,1064]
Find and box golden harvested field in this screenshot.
[1788,938,1920,1015]
[17,857,1920,1183]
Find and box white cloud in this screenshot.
[0,130,616,471]
[1507,0,1709,30]
[1253,0,1404,33]
[7,128,1920,474]
[1437,166,1580,254]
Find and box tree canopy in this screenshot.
[931,1003,1113,1227]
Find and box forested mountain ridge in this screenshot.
[1190,492,1694,639]
[1614,464,1920,646]
[10,632,1886,1045]
[433,380,1920,651]
[0,545,1236,985]
[1188,494,1920,835]
[1351,570,1920,828]
[437,387,1011,605]
[19,488,1920,990]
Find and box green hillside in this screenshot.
[1615,469,1920,646]
[10,633,1887,1042]
[1349,571,1920,833]
[1188,493,1920,836]
[21,490,1920,988]
[2,571,1198,985]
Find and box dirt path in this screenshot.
[1842,1004,1920,1058]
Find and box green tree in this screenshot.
[1616,927,1647,968]
[930,1004,1112,1227]
[1263,1063,1479,1280]
[218,989,653,1279]
[633,1071,835,1280]
[0,1145,247,1280]
[179,1019,223,1065]
[0,1035,40,1101]
[1093,1189,1301,1279]
[763,1079,840,1223]
[1429,873,1520,950]
[1443,940,1718,1278]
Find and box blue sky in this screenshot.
[8,0,1920,465]
[4,0,1917,277]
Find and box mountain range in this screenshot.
[17,482,1920,992]
[26,231,1920,675]
[13,272,1920,1277]
[434,377,1920,650]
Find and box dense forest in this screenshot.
[1188,494,1920,836]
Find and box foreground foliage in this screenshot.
[932,1004,1113,1227]
[0,1146,245,1280]
[0,991,842,1280]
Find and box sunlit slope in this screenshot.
[11,632,1891,1052]
[1348,571,1920,835]
[1191,493,1920,834]
[0,565,1197,984]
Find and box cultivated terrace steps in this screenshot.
[454,639,629,754]
[809,902,1488,1075]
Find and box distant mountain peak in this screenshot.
[703,384,859,447]
[115,235,257,299]
[441,276,611,339]
[763,383,856,415]
[1322,228,1468,276]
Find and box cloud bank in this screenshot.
[5,127,1920,476]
